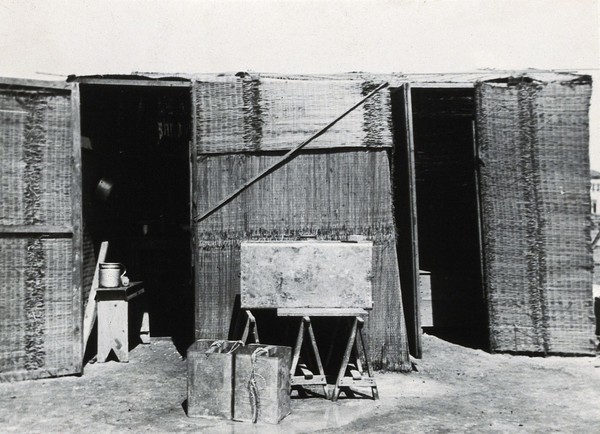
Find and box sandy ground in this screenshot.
[0,334,599,433]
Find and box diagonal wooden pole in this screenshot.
[194,81,389,224]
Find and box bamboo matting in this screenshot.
[0,86,80,381]
[194,150,411,371]
[476,75,595,355]
[193,76,393,153]
[0,238,77,381]
[0,90,72,226]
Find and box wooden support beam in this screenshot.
[277,308,369,317]
[0,225,73,236]
[0,77,71,90]
[74,77,191,87]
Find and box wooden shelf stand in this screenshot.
[95,281,147,363]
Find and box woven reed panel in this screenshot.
[194,151,410,371]
[476,76,595,354]
[0,238,78,381]
[193,76,392,153]
[0,84,80,381]
[0,89,72,226]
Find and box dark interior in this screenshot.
[392,86,488,351]
[79,83,194,354]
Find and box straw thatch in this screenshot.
[476,75,595,355]
[193,75,410,371]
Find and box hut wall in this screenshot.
[193,76,411,371]
[0,84,82,380]
[476,76,595,354]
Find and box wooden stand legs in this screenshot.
[97,298,129,362]
[290,316,328,398]
[241,310,260,344]
[240,311,377,401]
[332,316,378,401]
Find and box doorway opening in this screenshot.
[392,86,488,352]
[79,82,194,354]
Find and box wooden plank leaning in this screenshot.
[83,241,108,352]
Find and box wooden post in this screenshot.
[140,312,151,344]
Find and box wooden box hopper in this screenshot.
[240,240,374,309]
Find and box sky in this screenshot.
[1,0,599,164]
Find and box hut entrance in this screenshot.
[392,85,488,353]
[79,81,194,352]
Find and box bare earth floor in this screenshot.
[1,334,599,433]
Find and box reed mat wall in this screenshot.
[0,86,81,380]
[476,75,595,355]
[192,75,411,371]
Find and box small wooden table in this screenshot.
[95,282,145,363]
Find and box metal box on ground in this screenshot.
[187,339,242,419]
[233,344,292,424]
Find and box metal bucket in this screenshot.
[99,263,126,288]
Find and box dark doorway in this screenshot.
[79,82,194,353]
[392,86,488,351]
